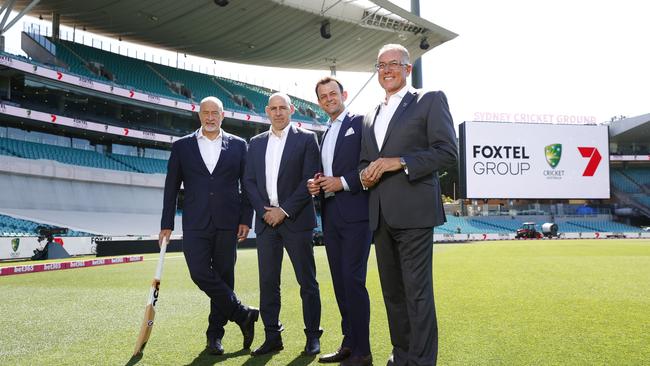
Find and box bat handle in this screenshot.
[154,237,168,280]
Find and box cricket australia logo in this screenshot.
[543,144,564,179]
[545,144,562,168]
[10,238,20,258]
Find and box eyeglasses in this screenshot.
[374,61,408,71]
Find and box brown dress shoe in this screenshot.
[318,347,351,363]
[340,354,373,366]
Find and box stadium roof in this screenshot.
[11,0,457,72]
[609,113,650,143]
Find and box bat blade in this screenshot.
[133,280,160,355]
[132,239,168,356]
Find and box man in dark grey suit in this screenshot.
[359,44,458,366]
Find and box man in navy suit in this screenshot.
[159,96,259,355]
[359,44,458,366]
[307,77,372,366]
[243,92,322,356]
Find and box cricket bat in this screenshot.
[133,237,168,356]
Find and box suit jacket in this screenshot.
[319,113,368,224]
[161,130,253,231]
[243,125,320,234]
[359,90,458,231]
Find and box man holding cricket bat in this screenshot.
[160,96,259,355]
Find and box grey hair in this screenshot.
[377,44,410,64]
[199,96,224,111]
[268,92,292,106]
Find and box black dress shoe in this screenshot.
[206,337,224,355]
[318,347,351,363]
[302,337,320,355]
[340,354,373,366]
[238,307,259,349]
[251,338,283,356]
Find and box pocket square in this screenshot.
[344,127,355,137]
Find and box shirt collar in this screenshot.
[269,123,290,138]
[328,108,348,126]
[196,127,222,141]
[382,84,414,104]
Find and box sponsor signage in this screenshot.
[0,255,143,276]
[459,122,610,199]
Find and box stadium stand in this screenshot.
[53,39,182,100]
[437,215,644,234]
[23,32,327,124]
[0,136,168,174]
[0,213,92,237]
[108,153,167,174]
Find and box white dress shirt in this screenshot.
[196,128,222,174]
[265,125,290,208]
[321,110,350,194]
[374,85,414,149]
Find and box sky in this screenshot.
[3,0,649,129]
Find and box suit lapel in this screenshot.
[189,131,211,175]
[278,126,297,178]
[333,113,351,161]
[258,132,270,201]
[320,126,330,149]
[380,91,417,153]
[367,106,381,155]
[212,131,230,174]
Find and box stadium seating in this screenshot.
[109,153,168,174]
[0,136,130,171]
[610,169,643,193]
[149,64,244,112]
[626,168,650,187]
[436,215,643,235]
[562,220,642,233]
[0,214,91,237]
[32,36,328,124]
[0,136,168,173]
[53,39,182,100]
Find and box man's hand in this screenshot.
[263,206,287,227]
[364,157,402,182]
[159,229,172,247]
[318,176,343,193]
[360,168,378,189]
[237,224,250,243]
[307,178,320,196]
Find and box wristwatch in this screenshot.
[399,157,409,174]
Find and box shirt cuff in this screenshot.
[279,207,290,218]
[340,177,350,191]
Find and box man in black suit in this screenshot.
[243,92,323,356]
[308,77,372,366]
[159,96,259,355]
[359,44,458,366]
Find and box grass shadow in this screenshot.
[185,348,251,366]
[286,354,317,366]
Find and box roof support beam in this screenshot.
[0,0,18,33]
[2,0,41,35]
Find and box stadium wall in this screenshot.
[0,155,164,213]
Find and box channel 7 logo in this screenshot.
[578,147,601,176]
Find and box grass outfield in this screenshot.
[1,239,649,365]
